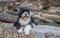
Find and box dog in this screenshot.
[14,7,37,35]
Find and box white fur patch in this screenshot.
[19,18,30,25]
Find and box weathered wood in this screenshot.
[41,13,60,20]
[0,13,17,23]
[0,22,60,38]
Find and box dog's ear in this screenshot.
[31,17,35,23]
[14,21,21,30]
[18,10,22,18]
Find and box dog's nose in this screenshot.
[25,14,27,15]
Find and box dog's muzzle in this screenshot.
[23,16,29,18]
[22,15,29,19]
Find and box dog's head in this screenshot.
[18,7,30,20]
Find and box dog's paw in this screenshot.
[25,32,30,35]
[17,28,23,33]
[24,29,30,35]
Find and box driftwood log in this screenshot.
[41,13,60,20]
[0,13,17,23]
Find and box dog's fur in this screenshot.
[14,7,37,35]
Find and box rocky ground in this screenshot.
[0,21,60,38]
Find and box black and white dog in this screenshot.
[14,7,37,35]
